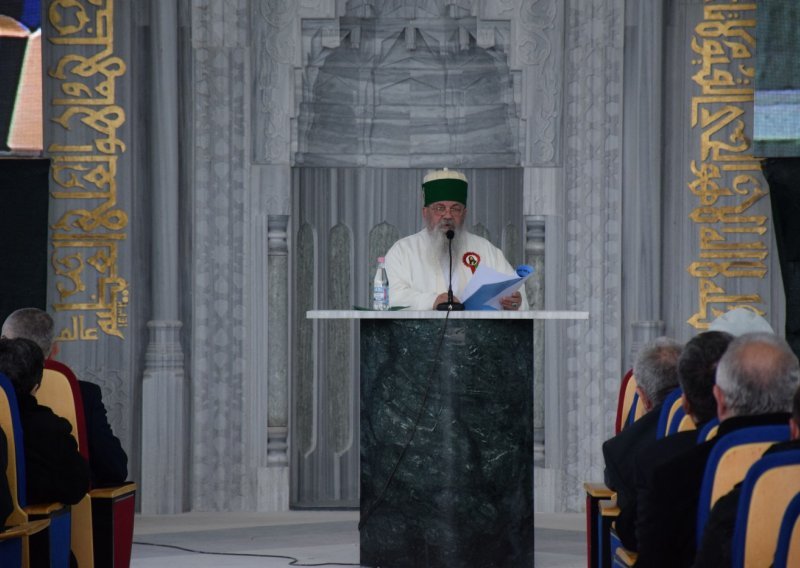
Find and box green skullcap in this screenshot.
[422,169,468,206]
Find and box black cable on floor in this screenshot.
[132,540,362,566]
[357,311,451,531]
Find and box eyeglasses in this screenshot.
[428,204,465,216]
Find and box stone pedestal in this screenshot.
[359,318,534,567]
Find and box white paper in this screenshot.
[461,265,532,310]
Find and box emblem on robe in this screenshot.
[462,252,480,274]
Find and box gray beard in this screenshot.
[425,222,467,266]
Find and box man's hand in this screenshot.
[433,292,461,308]
[500,291,522,311]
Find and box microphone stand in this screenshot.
[436,229,465,311]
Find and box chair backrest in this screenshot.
[617,371,646,432]
[656,388,696,439]
[0,373,28,525]
[37,365,137,568]
[656,388,680,439]
[697,417,720,443]
[696,425,790,544]
[674,413,695,435]
[773,491,800,568]
[38,361,95,568]
[38,361,89,460]
[732,450,800,568]
[615,369,636,434]
[633,393,646,422]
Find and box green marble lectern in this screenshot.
[359,317,534,567]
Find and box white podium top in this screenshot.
[306,310,589,320]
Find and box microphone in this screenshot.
[436,229,465,311]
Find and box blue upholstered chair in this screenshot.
[696,425,790,545]
[656,388,695,439]
[696,417,720,443]
[731,450,800,568]
[773,491,800,568]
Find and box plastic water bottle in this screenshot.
[373,257,389,310]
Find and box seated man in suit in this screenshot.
[615,330,733,551]
[693,376,800,567]
[602,337,683,527]
[0,338,89,506]
[2,308,128,486]
[634,332,798,567]
[384,169,527,310]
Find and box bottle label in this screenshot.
[373,286,388,301]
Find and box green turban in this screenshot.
[422,169,468,206]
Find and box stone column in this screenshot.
[260,213,290,509]
[526,216,545,467]
[251,0,297,509]
[622,0,666,366]
[140,0,186,514]
[267,215,289,467]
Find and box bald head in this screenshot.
[715,332,800,419]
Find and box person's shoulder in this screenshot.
[386,230,424,253]
[24,401,73,436]
[464,232,500,251]
[603,410,657,455]
[650,435,713,484]
[78,379,102,399]
[765,438,800,456]
[636,429,699,472]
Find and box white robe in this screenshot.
[384,229,530,310]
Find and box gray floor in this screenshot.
[131,511,585,567]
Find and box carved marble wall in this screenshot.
[294,12,519,167]
[188,0,251,510]
[198,0,578,512]
[38,0,788,516]
[557,0,625,509]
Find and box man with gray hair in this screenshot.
[713,331,798,419]
[602,337,683,523]
[635,332,798,568]
[692,333,800,567]
[1,307,54,355]
[630,337,686,413]
[2,308,128,487]
[615,330,734,552]
[385,169,527,310]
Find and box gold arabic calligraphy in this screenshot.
[687,2,767,329]
[48,0,128,341]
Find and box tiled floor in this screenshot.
[131,510,585,567]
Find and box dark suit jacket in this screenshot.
[603,402,665,514]
[17,391,89,506]
[634,412,791,568]
[692,437,800,568]
[78,381,128,487]
[615,425,706,551]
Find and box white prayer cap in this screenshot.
[708,307,775,336]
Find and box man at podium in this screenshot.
[384,169,528,310]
